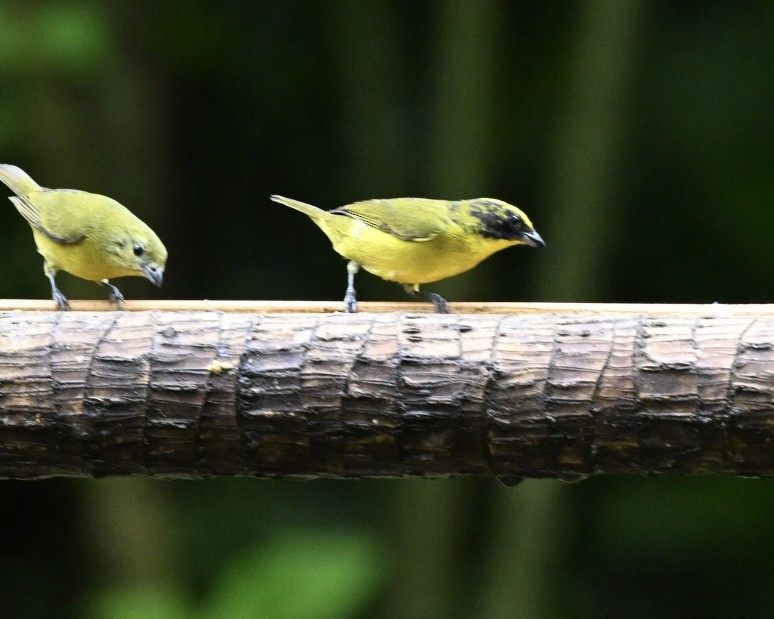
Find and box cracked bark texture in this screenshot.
[1,308,773,480]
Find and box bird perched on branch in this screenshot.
[271,195,544,313]
[0,164,167,310]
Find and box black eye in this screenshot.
[509,213,522,225]
[133,243,145,257]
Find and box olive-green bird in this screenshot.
[271,195,545,313]
[0,164,167,310]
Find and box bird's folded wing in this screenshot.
[11,192,87,244]
[332,199,446,242]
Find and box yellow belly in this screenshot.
[319,218,511,284]
[33,230,138,282]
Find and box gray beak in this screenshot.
[523,229,546,248]
[142,264,164,288]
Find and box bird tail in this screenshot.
[0,164,42,196]
[270,195,326,220]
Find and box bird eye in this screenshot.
[133,243,145,257]
[509,214,522,225]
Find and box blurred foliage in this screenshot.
[85,528,385,619]
[1,1,774,618]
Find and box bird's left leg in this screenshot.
[344,261,359,313]
[403,284,449,314]
[44,264,70,310]
[101,279,125,310]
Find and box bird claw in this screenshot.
[52,290,70,311]
[103,281,125,310]
[110,294,125,311]
[344,292,358,313]
[430,294,449,314]
[109,291,125,310]
[403,286,448,313]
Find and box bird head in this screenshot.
[107,219,168,287]
[130,228,167,287]
[463,198,545,248]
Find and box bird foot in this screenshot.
[103,281,125,310]
[52,289,70,311]
[403,286,448,313]
[428,293,449,314]
[344,291,358,313]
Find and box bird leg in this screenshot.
[46,271,70,311]
[403,284,449,314]
[101,280,125,310]
[344,261,359,313]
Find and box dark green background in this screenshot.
[1,1,773,617]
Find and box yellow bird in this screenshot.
[0,164,167,310]
[271,195,544,312]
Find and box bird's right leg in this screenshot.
[100,280,125,310]
[403,284,449,314]
[344,260,359,313]
[44,264,70,310]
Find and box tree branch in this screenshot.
[1,302,773,481]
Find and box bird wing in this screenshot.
[11,190,88,244]
[331,199,447,242]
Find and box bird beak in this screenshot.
[523,229,546,248]
[142,264,164,288]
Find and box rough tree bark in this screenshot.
[1,301,773,482]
